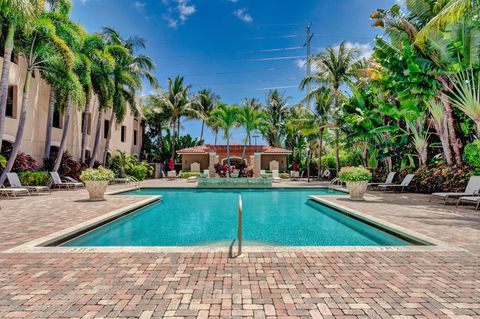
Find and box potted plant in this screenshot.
[80,167,115,201]
[338,166,372,201]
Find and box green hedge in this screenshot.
[17,171,50,186]
[127,165,148,181]
[181,171,201,178]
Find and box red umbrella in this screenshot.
[168,158,175,171]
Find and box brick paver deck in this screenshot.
[0,181,479,318]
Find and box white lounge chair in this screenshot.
[369,172,396,188]
[0,185,30,198]
[290,171,300,180]
[50,172,83,189]
[187,176,198,183]
[7,172,50,194]
[456,196,480,210]
[167,171,177,180]
[378,174,414,192]
[430,176,480,205]
[64,176,85,188]
[272,170,282,183]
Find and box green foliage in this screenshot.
[463,140,480,172]
[0,155,6,168]
[338,166,372,182]
[127,165,147,181]
[180,171,201,179]
[414,163,472,193]
[17,171,50,186]
[80,167,114,181]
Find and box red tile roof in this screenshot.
[177,145,292,155]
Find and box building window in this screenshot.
[104,120,110,139]
[6,86,16,118]
[81,113,92,134]
[53,109,62,128]
[133,129,138,146]
[121,125,126,143]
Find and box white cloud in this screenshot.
[233,8,253,24]
[162,0,196,28]
[337,42,373,60]
[133,1,146,11]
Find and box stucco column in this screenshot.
[254,152,261,177]
[249,155,255,168]
[208,152,217,177]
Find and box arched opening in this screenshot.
[221,157,244,169]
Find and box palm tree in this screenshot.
[300,41,359,175]
[192,89,219,143]
[208,103,239,176]
[428,100,453,165]
[237,100,267,161]
[448,70,480,137]
[407,117,430,166]
[142,99,171,161]
[264,90,289,147]
[0,0,44,150]
[145,76,196,161]
[0,14,72,184]
[206,104,222,145]
[99,27,157,165]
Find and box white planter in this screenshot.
[84,181,109,201]
[345,181,368,201]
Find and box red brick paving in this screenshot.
[0,184,479,318]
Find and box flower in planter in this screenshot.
[338,166,372,182]
[80,167,115,182]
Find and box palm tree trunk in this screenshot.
[44,88,56,160]
[307,147,311,183]
[81,93,92,163]
[227,134,231,177]
[200,120,205,143]
[0,70,31,185]
[0,24,16,150]
[171,119,177,161]
[103,112,114,164]
[318,128,324,179]
[89,109,103,167]
[214,130,218,145]
[242,133,248,162]
[53,95,71,172]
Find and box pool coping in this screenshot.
[3,188,463,254]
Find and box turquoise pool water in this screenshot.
[62,188,409,247]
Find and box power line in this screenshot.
[161,55,306,66]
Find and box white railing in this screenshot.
[237,194,243,257]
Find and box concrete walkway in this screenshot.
[0,180,479,318]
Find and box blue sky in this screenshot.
[71,0,399,144]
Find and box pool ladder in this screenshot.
[236,195,244,257]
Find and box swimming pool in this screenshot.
[62,188,411,247]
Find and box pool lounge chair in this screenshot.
[368,172,396,188]
[6,173,50,194]
[430,176,480,205]
[377,174,414,192]
[64,176,85,187]
[272,170,282,183]
[0,185,30,198]
[456,196,480,210]
[50,172,83,189]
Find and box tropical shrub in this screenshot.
[180,171,201,179]
[214,163,227,178]
[18,171,50,186]
[13,153,38,172]
[279,172,290,179]
[414,164,472,193]
[463,141,480,173]
[80,167,115,182]
[338,166,372,182]
[43,151,84,180]
[127,165,148,181]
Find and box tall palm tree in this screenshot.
[52,19,88,172]
[237,100,267,161]
[0,0,44,151]
[0,14,72,184]
[142,99,171,161]
[145,76,196,161]
[264,90,289,147]
[206,103,222,145]
[192,89,219,143]
[300,41,359,175]
[98,27,157,165]
[208,103,239,176]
